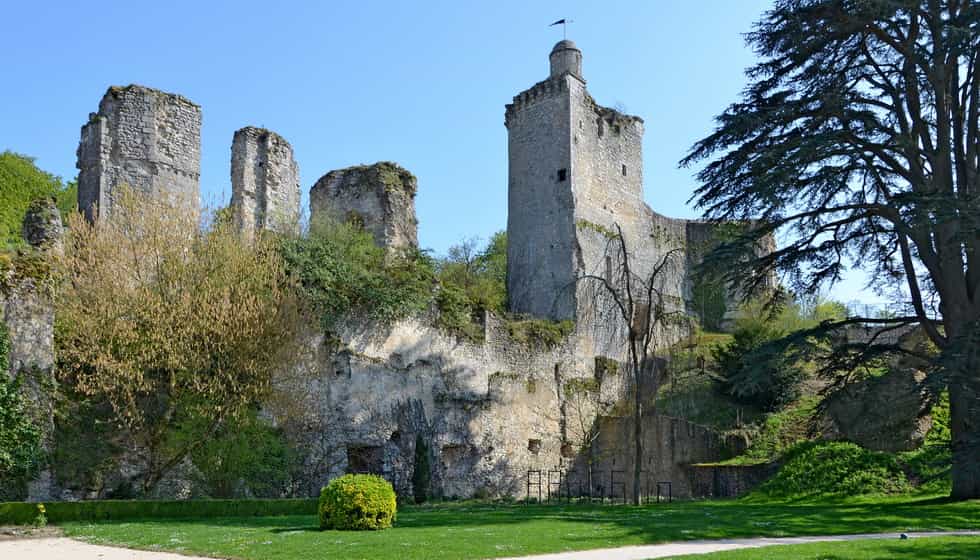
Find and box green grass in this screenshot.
[60,498,980,560]
[663,535,980,559]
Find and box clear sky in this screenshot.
[0,0,881,304]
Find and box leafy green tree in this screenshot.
[436,231,507,315]
[0,152,74,249]
[184,410,295,498]
[0,323,43,500]
[279,218,435,330]
[56,187,304,493]
[683,0,980,498]
[712,318,807,411]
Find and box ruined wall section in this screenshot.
[271,311,732,500]
[309,162,418,252]
[230,127,300,238]
[76,85,201,221]
[1,199,64,500]
[505,76,577,320]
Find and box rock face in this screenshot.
[76,85,201,221]
[309,162,418,252]
[823,368,934,452]
[230,127,300,238]
[271,315,734,500]
[505,41,773,327]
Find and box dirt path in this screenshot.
[0,531,977,559]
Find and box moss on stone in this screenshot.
[576,219,617,239]
[505,316,574,348]
[0,248,52,296]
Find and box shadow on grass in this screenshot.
[110,496,979,542]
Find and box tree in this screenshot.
[0,152,75,249]
[578,224,684,504]
[682,0,980,498]
[437,231,508,314]
[55,187,304,493]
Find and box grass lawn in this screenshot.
[60,497,980,560]
[663,535,980,559]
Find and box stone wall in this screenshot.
[76,85,201,222]
[505,41,763,350]
[309,162,418,252]
[268,310,736,500]
[0,199,63,501]
[687,463,777,498]
[230,126,300,238]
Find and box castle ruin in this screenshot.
[76,85,201,221]
[17,40,773,502]
[310,162,419,252]
[229,126,301,238]
[506,40,742,328]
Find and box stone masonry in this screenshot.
[1,199,64,501]
[309,162,419,252]
[230,126,300,238]
[506,41,769,332]
[76,85,201,221]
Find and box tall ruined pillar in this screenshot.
[229,127,301,238]
[76,85,201,221]
[0,199,64,501]
[309,162,418,253]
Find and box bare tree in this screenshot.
[577,223,686,504]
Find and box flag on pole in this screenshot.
[550,19,566,26]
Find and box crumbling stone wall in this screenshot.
[76,84,201,221]
[309,162,418,252]
[1,199,63,501]
[230,127,300,238]
[270,311,733,500]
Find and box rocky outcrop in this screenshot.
[822,368,934,452]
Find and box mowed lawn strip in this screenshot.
[661,535,980,560]
[60,498,980,560]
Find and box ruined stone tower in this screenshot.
[309,162,419,252]
[76,85,201,221]
[229,127,301,238]
[506,41,657,322]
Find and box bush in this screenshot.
[412,435,431,504]
[0,498,317,525]
[0,151,75,249]
[279,218,435,330]
[319,474,396,530]
[752,441,912,499]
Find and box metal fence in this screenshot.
[525,468,671,505]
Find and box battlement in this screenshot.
[504,76,571,127]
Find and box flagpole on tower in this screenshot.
[549,18,573,40]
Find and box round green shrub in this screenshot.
[318,474,396,530]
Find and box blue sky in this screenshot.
[0,0,882,304]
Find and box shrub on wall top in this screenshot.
[319,474,396,531]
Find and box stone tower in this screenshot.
[506,40,649,321]
[229,126,301,238]
[76,85,201,221]
[309,162,419,252]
